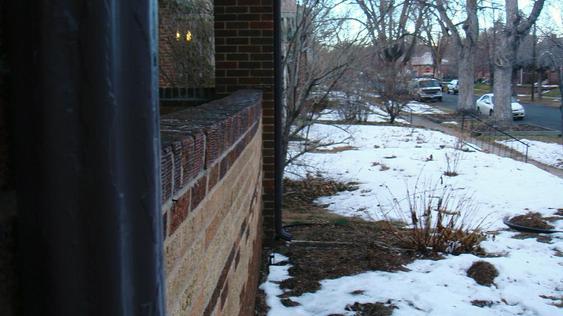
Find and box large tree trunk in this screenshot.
[559,65,563,136]
[457,47,475,111]
[492,0,545,126]
[492,60,514,124]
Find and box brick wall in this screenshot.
[214,0,276,242]
[160,90,263,316]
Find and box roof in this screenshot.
[410,52,433,66]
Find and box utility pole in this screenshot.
[531,23,536,101]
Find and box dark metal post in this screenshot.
[9,1,165,315]
[274,0,291,241]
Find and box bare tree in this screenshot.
[355,0,424,123]
[420,12,450,79]
[492,0,545,126]
[428,0,479,112]
[282,0,357,167]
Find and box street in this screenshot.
[436,93,562,131]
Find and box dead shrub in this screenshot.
[443,138,465,177]
[467,261,498,286]
[382,183,486,255]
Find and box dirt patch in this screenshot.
[512,232,553,243]
[509,212,554,230]
[344,301,396,316]
[371,162,390,171]
[467,261,498,286]
[471,300,495,308]
[283,176,359,225]
[539,295,563,308]
[276,176,417,298]
[278,222,414,297]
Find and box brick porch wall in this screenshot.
[214,0,276,242]
[160,90,263,316]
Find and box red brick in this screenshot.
[170,191,190,235]
[191,175,207,211]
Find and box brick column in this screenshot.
[214,0,276,241]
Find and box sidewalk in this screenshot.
[408,114,563,179]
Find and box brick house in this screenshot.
[0,1,286,315]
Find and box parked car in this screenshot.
[446,79,459,94]
[475,93,525,120]
[408,78,442,102]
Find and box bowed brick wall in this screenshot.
[160,90,263,316]
[214,0,276,241]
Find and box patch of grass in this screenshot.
[331,218,350,226]
[542,88,561,98]
[474,83,491,91]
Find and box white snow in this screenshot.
[264,123,563,316]
[316,106,409,124]
[498,139,563,169]
[405,101,446,115]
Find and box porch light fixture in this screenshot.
[176,31,181,41]
[186,30,192,42]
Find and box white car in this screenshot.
[475,93,525,120]
[446,79,459,94]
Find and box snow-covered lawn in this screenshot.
[405,101,446,115]
[264,123,563,316]
[498,139,563,169]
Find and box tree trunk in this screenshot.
[492,0,545,126]
[457,47,475,111]
[492,31,517,126]
[559,65,563,136]
[492,55,514,124]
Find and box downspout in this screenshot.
[274,0,292,241]
[10,0,165,314]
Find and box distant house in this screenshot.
[410,51,454,79]
[410,52,435,77]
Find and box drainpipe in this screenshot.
[10,1,165,315]
[274,0,292,241]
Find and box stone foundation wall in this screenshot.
[160,90,263,316]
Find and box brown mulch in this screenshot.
[466,261,499,286]
[509,212,554,230]
[278,221,415,298]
